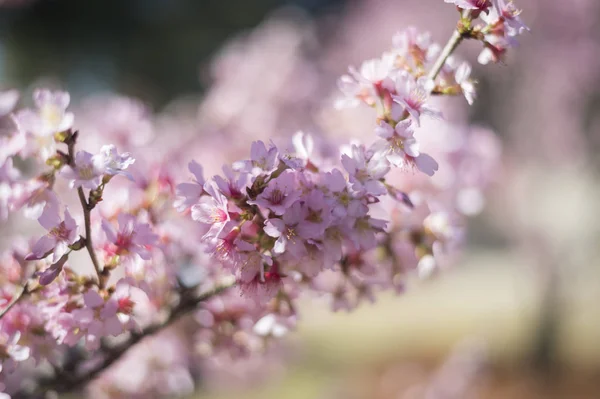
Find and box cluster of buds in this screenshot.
[0,1,526,398]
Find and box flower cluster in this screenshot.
[0,1,525,398]
[446,0,529,64]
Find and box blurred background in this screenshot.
[2,0,600,398]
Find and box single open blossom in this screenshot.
[280,131,315,169]
[248,170,300,215]
[335,52,396,109]
[174,160,205,212]
[492,0,528,36]
[99,144,135,180]
[238,263,283,304]
[233,140,278,176]
[375,120,420,166]
[191,180,230,240]
[264,202,313,257]
[374,120,439,176]
[102,213,158,265]
[392,27,439,68]
[237,247,272,284]
[323,169,366,218]
[341,144,389,196]
[106,279,150,331]
[60,150,105,190]
[0,331,30,373]
[350,214,388,251]
[60,290,123,351]
[26,207,78,263]
[213,165,248,200]
[454,62,476,105]
[11,89,74,160]
[392,74,441,126]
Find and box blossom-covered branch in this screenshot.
[0,1,527,397]
[17,282,234,397]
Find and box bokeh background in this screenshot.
[2,0,600,397]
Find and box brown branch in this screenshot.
[426,10,473,82]
[19,283,234,398]
[0,284,27,320]
[66,133,104,288]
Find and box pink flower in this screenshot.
[444,0,491,12]
[492,0,528,36]
[341,144,389,196]
[191,180,230,239]
[280,131,316,170]
[98,144,135,180]
[26,207,78,263]
[375,120,420,167]
[263,202,313,257]
[0,331,30,373]
[61,290,123,351]
[0,158,20,220]
[9,179,60,221]
[174,160,205,212]
[248,170,299,215]
[392,74,441,126]
[478,1,528,64]
[213,165,249,200]
[454,62,476,105]
[374,119,439,176]
[238,263,282,304]
[37,252,69,285]
[322,169,366,218]
[233,140,279,176]
[349,215,387,251]
[237,248,273,284]
[11,89,74,160]
[392,27,439,67]
[107,279,150,331]
[102,214,158,265]
[335,53,396,109]
[59,150,105,190]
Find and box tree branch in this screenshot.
[427,29,463,82]
[426,10,473,82]
[66,134,104,288]
[18,283,234,398]
[0,284,27,321]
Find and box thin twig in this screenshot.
[426,10,472,82]
[66,135,104,287]
[427,29,463,82]
[21,283,234,397]
[0,284,28,320]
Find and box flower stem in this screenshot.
[427,29,463,82]
[0,284,28,320]
[66,134,104,288]
[426,10,472,82]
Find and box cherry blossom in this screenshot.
[25,207,78,263]
[11,89,74,161]
[59,150,105,190]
